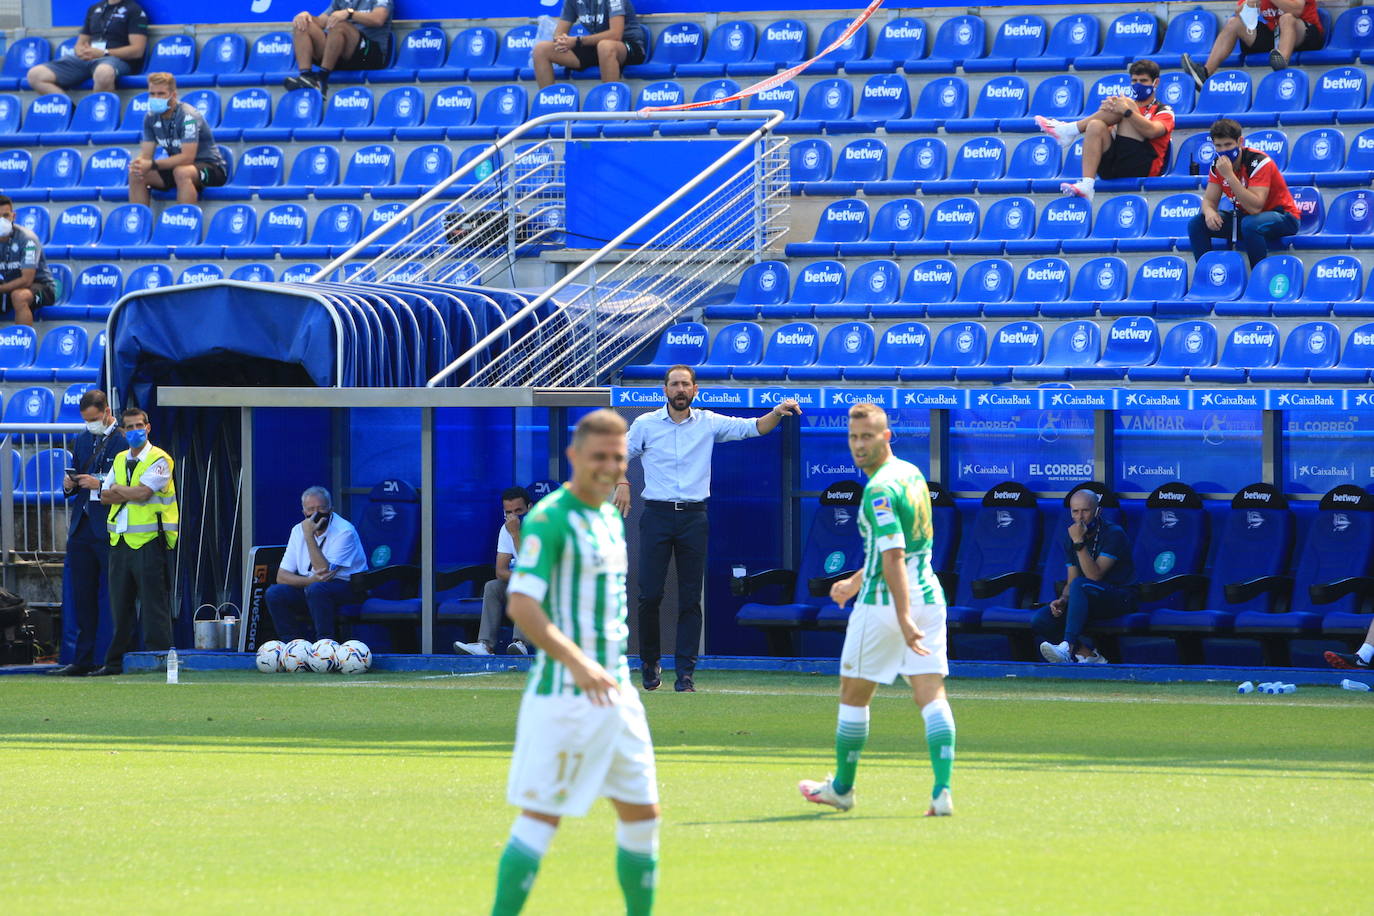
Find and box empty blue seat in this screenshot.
[951,196,1030,256]
[1017,319,1103,380]
[1304,189,1374,249]
[632,22,705,79]
[237,88,320,144]
[766,261,845,319]
[1251,68,1309,118]
[259,144,338,200]
[1184,250,1248,308]
[872,137,946,188]
[372,25,447,82]
[1194,69,1253,120]
[1053,256,1129,315]
[317,144,395,197]
[0,37,50,90]
[0,94,21,135]
[1249,321,1341,382]
[27,147,80,198]
[352,86,424,141]
[396,85,477,141]
[181,89,222,130]
[1038,13,1100,69]
[848,17,926,74]
[960,320,1042,382]
[789,138,831,189]
[1152,8,1217,68]
[528,83,579,128]
[1189,320,1280,382]
[1347,127,1374,177]
[1007,196,1091,255]
[656,78,741,134]
[789,322,875,380]
[418,26,496,81]
[0,325,36,378]
[0,149,34,200]
[1063,194,1148,255]
[1230,254,1306,314]
[4,94,72,145]
[449,83,526,139]
[692,322,763,381]
[1288,128,1344,183]
[786,199,868,258]
[296,86,375,141]
[5,324,85,382]
[202,144,284,200]
[178,263,223,285]
[1156,71,1196,114]
[280,263,321,283]
[218,31,296,86]
[1119,193,1202,253]
[76,147,132,203]
[1288,67,1368,125]
[65,91,119,141]
[125,263,173,291]
[230,263,275,283]
[1306,255,1364,315]
[1311,323,1374,383]
[67,203,150,259]
[47,203,102,256]
[123,203,202,258]
[946,258,1015,316]
[836,73,909,131]
[947,75,1029,133]
[68,263,123,310]
[967,14,1048,73]
[730,19,807,76]
[809,137,886,195]
[735,80,800,127]
[121,35,196,89]
[376,144,454,200]
[249,203,309,257]
[621,322,710,379]
[831,259,901,315]
[569,81,635,138]
[215,88,272,141]
[928,137,1005,195]
[872,258,957,319]
[806,17,870,77]
[1122,255,1190,314]
[1098,315,1161,369]
[299,203,363,259]
[908,14,985,73]
[676,21,756,78]
[729,320,819,381]
[904,321,986,380]
[845,197,924,256]
[1302,6,1373,66]
[705,260,789,320]
[918,197,980,253]
[1014,75,1084,130]
[890,76,968,131]
[845,321,931,380]
[978,136,1060,194]
[1244,128,1290,171]
[178,33,245,87]
[1010,257,1071,308]
[1077,12,1159,70]
[3,386,55,426]
[790,78,853,134]
[1127,320,1217,381]
[359,202,411,252]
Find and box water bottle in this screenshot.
[534,15,557,44]
[166,646,179,684]
[1341,678,1372,692]
[1236,681,1255,694]
[1278,683,1297,694]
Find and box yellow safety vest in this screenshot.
[107,444,179,549]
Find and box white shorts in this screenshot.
[507,688,658,817]
[840,601,949,684]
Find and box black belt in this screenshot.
[645,499,706,512]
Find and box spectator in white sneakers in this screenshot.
[455,486,534,656]
[1035,59,1174,203]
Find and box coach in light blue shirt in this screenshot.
[615,365,800,692]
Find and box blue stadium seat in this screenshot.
[789,78,853,134]
[916,197,980,253]
[1305,255,1364,316]
[1287,127,1345,183]
[4,324,86,382]
[214,88,272,142]
[1118,193,1201,254]
[1062,195,1148,255]
[1007,75,1083,131]
[299,203,363,258]
[961,321,1044,381]
[806,17,870,77]
[0,149,35,200]
[1242,128,1289,172]
[1301,189,1374,250]
[258,144,338,200]
[692,321,764,381]
[704,261,789,320]
[217,31,294,86]
[418,26,496,82]
[1097,315,1161,370]
[1102,483,1210,641]
[296,86,375,141]
[1152,8,1217,68]
[946,75,1029,133]
[1302,6,1374,66]
[569,81,634,137]
[786,199,869,258]
[950,483,1042,631]
[316,144,396,197]
[844,321,931,380]
[844,198,923,256]
[1120,255,1190,315]
[80,148,136,203]
[1188,320,1280,382]
[180,89,222,131]
[978,136,1059,194]
[870,258,957,319]
[767,261,845,319]
[1085,73,1134,112]
[377,144,454,199]
[63,91,119,142]
[125,263,173,291]
[730,80,800,133]
[1006,196,1091,256]
[247,203,309,258]
[1050,256,1130,316]
[1008,257,1071,313]
[631,22,704,79]
[280,263,321,283]
[451,144,502,188]
[230,263,275,283]
[0,94,21,135]
[0,37,50,91]
[175,33,243,87]
[944,258,1015,318]
[729,19,807,76]
[447,84,526,139]
[1191,69,1253,123]
[789,322,874,380]
[926,137,1005,195]
[1346,127,1374,178]
[47,203,102,257]
[2,386,55,427]
[1017,319,1104,380]
[238,88,321,143]
[1159,131,1212,188]
[528,82,579,124]
[55,332,102,383]
[951,196,1031,256]
[123,203,202,259]
[395,85,476,141]
[1183,250,1247,309]
[1250,68,1309,120]
[120,35,196,90]
[907,15,985,73]
[350,86,424,141]
[16,448,71,503]
[1248,321,1340,381]
[788,138,831,190]
[1076,12,1159,70]
[657,78,741,135]
[844,73,911,131]
[1229,254,1306,315]
[66,263,122,312]
[1156,71,1196,114]
[372,25,446,82]
[866,137,946,190]
[890,76,968,131]
[0,325,36,378]
[621,322,710,379]
[66,203,150,259]
[1127,319,1217,380]
[847,17,925,74]
[358,202,411,253]
[1,93,72,146]
[178,263,223,285]
[30,147,81,201]
[809,138,886,195]
[1311,323,1374,383]
[1037,13,1099,69]
[904,320,986,380]
[45,262,69,300]
[967,14,1048,73]
[676,21,756,78]
[1288,66,1368,125]
[201,144,283,201]
[829,259,901,316]
[1286,187,1325,242]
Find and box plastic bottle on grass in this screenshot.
[1237,681,1254,694]
[167,646,179,684]
[1341,678,1371,692]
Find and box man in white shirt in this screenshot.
[265,485,368,641]
[455,486,534,657]
[614,365,800,692]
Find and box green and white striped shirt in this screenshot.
[857,456,945,607]
[509,486,630,697]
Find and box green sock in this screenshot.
[492,838,542,916]
[616,847,657,916]
[832,706,869,796]
[923,699,956,797]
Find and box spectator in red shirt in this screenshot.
[1183,0,1324,87]
[1188,118,1300,268]
[1035,59,1174,203]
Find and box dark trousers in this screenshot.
[106,539,174,667]
[61,514,111,667]
[637,504,708,675]
[265,579,355,642]
[1031,578,1137,652]
[1187,208,1299,269]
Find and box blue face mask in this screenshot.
[125,428,148,450]
[1130,82,1154,101]
[1218,147,1241,162]
[147,97,170,115]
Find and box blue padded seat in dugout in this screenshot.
[907,14,985,73]
[846,73,912,130]
[959,319,1042,383]
[966,14,1048,73]
[317,144,396,197]
[692,321,765,381]
[876,138,948,188]
[952,197,1031,256]
[1121,255,1189,315]
[122,203,202,258]
[1127,320,1218,381]
[735,480,863,636]
[1189,320,1281,383]
[377,144,454,199]
[1289,67,1368,126]
[183,204,255,259]
[1243,128,1290,170]
[869,258,955,318]
[790,78,853,134]
[1117,194,1200,254]
[1248,321,1341,381]
[903,321,986,380]
[394,86,476,140]
[1009,256,1071,309]
[676,21,756,78]
[259,144,339,200]
[1151,484,1293,636]
[730,321,820,381]
[66,91,120,140]
[949,482,1042,631]
[354,479,421,569]
[231,263,275,283]
[621,322,709,380]
[178,33,244,87]
[0,325,36,377]
[844,321,931,381]
[217,31,295,86]
[790,322,875,380]
[0,37,51,90]
[5,324,86,382]
[3,385,56,424]
[1098,482,1209,638]
[350,86,425,140]
[842,198,924,256]
[1299,189,1374,250]
[1021,75,1084,128]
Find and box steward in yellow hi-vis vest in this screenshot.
[93,407,176,675]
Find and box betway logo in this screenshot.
[662,31,698,45]
[0,158,24,170]
[268,211,304,227]
[998,330,1038,345]
[886,25,923,39]
[642,88,679,103]
[257,40,292,56]
[776,331,814,345]
[1114,21,1153,34]
[886,331,926,346]
[62,212,98,228]
[163,212,198,228]
[758,88,793,102]
[844,147,883,161]
[666,331,705,346]
[1110,326,1152,340]
[32,100,66,115]
[1330,491,1363,503]
[0,332,28,346]
[984,84,1025,99]
[335,94,370,109]
[991,490,1023,501]
[864,84,903,99]
[1142,265,1183,280]
[1025,267,1065,282]
[1045,208,1084,222]
[164,43,193,55]
[407,35,443,50]
[1003,23,1042,37]
[1240,489,1271,502]
[87,272,119,286]
[243,153,280,167]
[829,209,865,222]
[1358,135,1374,151]
[766,27,804,41]
[1234,332,1275,346]
[1354,331,1374,346]
[1155,489,1187,502]
[1316,264,1358,280]
[911,268,953,283]
[90,154,125,169]
[354,151,390,165]
[436,93,473,108]
[1209,79,1248,94]
[963,146,1002,159]
[804,269,843,283]
[508,36,534,49]
[935,209,975,223]
[1160,204,1199,220]
[232,95,268,110]
[1322,76,1363,92]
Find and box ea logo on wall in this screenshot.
[825,86,841,108]
[956,22,973,44]
[869,269,887,292]
[917,146,935,169]
[802,147,820,170]
[982,268,1001,291]
[1208,264,1227,286]
[844,329,863,353]
[940,85,956,107]
[955,328,975,352]
[732,330,751,353]
[1053,86,1070,108]
[894,208,912,231]
[758,269,777,292]
[1070,326,1089,351]
[1184,327,1205,353]
[1097,265,1115,289]
[1307,328,1326,353]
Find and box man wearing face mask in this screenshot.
[1033,488,1136,665]
[1189,117,1300,269]
[1035,59,1174,204]
[50,390,127,676]
[0,195,56,327]
[90,407,177,676]
[264,485,368,642]
[128,72,226,206]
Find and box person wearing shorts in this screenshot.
[1184,0,1324,87]
[128,72,227,206]
[799,402,957,819]
[489,409,660,916]
[0,195,56,326]
[532,0,649,89]
[1035,59,1175,203]
[28,0,149,96]
[285,0,394,97]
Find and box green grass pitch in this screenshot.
[2,669,1369,914]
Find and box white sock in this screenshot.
[838,703,870,726]
[920,697,954,729]
[510,815,556,858]
[616,818,660,856]
[1358,643,1373,664]
[1078,177,1095,189]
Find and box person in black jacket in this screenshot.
[51,389,127,676]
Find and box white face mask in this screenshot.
[86,418,107,434]
[0,217,12,237]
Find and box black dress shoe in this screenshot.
[48,664,94,676]
[87,665,123,676]
[674,674,695,693]
[641,663,661,691]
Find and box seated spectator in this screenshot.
[454,486,534,657]
[532,0,649,89]
[0,195,56,326]
[1184,0,1324,87]
[265,486,368,642]
[1188,117,1299,268]
[1326,619,1373,670]
[128,73,227,205]
[27,0,149,96]
[1034,489,1136,665]
[1036,59,1174,203]
[286,0,395,97]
